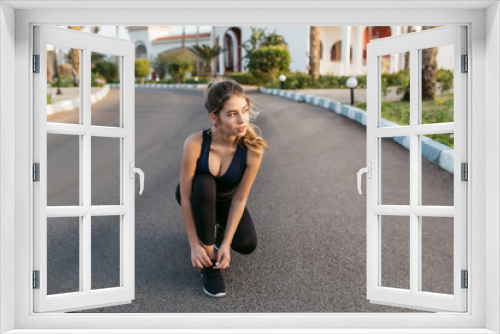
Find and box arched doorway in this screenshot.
[330,41,353,62]
[223,27,242,73]
[363,26,392,65]
[135,42,147,59]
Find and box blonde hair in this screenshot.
[204,77,270,155]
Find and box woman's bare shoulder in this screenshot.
[183,130,204,152]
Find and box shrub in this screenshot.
[247,46,291,82]
[91,73,106,87]
[135,58,151,84]
[184,77,210,84]
[168,58,193,83]
[51,75,75,88]
[92,60,118,82]
[151,53,169,80]
[437,68,453,93]
[225,72,262,85]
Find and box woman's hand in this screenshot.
[190,243,213,268]
[214,242,231,269]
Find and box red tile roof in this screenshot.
[153,32,211,42]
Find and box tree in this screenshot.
[168,58,193,83]
[240,27,266,54]
[67,26,82,77]
[247,45,290,83]
[93,60,118,82]
[421,26,439,100]
[135,58,150,84]
[240,27,288,71]
[195,26,200,76]
[261,28,288,47]
[189,44,224,77]
[151,52,169,80]
[309,26,321,79]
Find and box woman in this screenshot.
[175,78,270,297]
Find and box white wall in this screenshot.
[0,2,16,333]
[485,2,499,333]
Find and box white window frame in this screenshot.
[33,25,136,313]
[1,2,498,333]
[365,25,468,312]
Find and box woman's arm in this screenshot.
[179,134,202,248]
[180,134,214,268]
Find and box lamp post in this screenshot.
[279,74,287,89]
[346,76,358,106]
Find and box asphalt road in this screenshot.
[46,87,455,313]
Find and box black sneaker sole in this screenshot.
[200,272,227,298]
[202,286,227,298]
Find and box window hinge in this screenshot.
[461,54,468,73]
[461,270,468,289]
[33,163,40,182]
[461,162,468,181]
[33,270,40,289]
[33,54,40,73]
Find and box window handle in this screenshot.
[129,162,145,195]
[357,162,372,195]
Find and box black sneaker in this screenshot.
[200,265,227,297]
[214,224,223,251]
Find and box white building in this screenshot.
[127,26,454,78]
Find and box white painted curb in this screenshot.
[258,87,454,174]
[46,84,110,116]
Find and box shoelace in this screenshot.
[203,265,221,278]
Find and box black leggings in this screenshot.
[175,174,257,255]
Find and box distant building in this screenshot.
[126,26,454,79]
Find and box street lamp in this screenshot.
[279,74,287,89]
[346,76,358,106]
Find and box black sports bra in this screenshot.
[195,128,247,200]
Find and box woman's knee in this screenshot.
[176,174,216,205]
[232,237,257,255]
[192,174,216,199]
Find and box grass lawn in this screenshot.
[356,93,454,148]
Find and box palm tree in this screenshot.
[308,26,321,79]
[240,27,267,71]
[261,29,288,47]
[196,26,200,76]
[181,26,186,53]
[212,27,218,75]
[189,44,224,77]
[67,26,83,86]
[421,26,439,100]
[402,26,413,102]
[241,26,266,53]
[53,45,62,95]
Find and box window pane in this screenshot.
[47,133,80,206]
[420,44,454,124]
[46,44,81,124]
[380,51,410,127]
[381,215,410,290]
[92,137,121,205]
[381,136,410,205]
[91,51,121,127]
[421,134,454,206]
[421,217,454,294]
[47,217,80,295]
[91,216,121,290]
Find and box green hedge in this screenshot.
[263,72,368,89]
[225,72,263,85]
